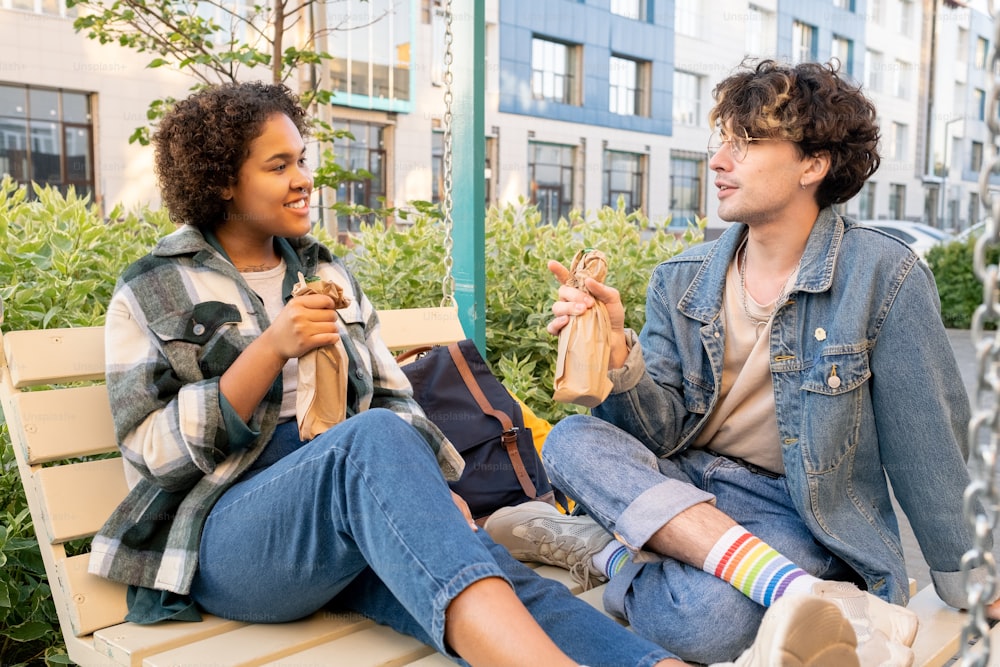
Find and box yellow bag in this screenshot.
[291,272,351,440]
[552,249,614,408]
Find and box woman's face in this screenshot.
[221,112,313,242]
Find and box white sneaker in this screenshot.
[811,581,919,648]
[710,593,859,667]
[484,501,612,590]
[855,629,915,667]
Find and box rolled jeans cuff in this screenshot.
[431,562,511,657]
[614,477,716,561]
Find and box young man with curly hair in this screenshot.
[90,80,714,667]
[487,59,1000,666]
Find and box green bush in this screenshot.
[926,235,1000,330]
[0,177,173,665]
[344,200,703,423]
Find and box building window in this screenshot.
[898,0,914,37]
[969,192,981,229]
[603,149,644,211]
[889,122,907,161]
[675,0,700,37]
[889,183,905,219]
[894,60,912,99]
[2,0,76,16]
[333,121,386,234]
[532,37,578,105]
[0,84,94,199]
[833,0,853,9]
[869,0,884,25]
[673,71,701,127]
[529,141,575,224]
[972,141,983,172]
[669,152,705,228]
[858,181,875,219]
[610,0,643,20]
[746,5,776,59]
[975,88,986,121]
[976,37,990,70]
[832,36,853,74]
[431,130,443,204]
[865,50,884,94]
[792,21,817,64]
[610,56,648,116]
[327,0,411,108]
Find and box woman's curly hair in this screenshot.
[709,58,880,209]
[152,81,311,229]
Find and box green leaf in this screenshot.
[3,620,51,642]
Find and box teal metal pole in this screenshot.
[450,0,486,352]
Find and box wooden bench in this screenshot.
[1,306,997,666]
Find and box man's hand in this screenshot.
[546,259,629,369]
[986,597,1000,621]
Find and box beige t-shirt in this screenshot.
[692,257,786,474]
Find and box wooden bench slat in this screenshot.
[93,614,245,667]
[35,457,128,543]
[4,327,105,388]
[261,624,436,666]
[909,586,973,667]
[59,554,129,637]
[378,307,465,351]
[141,611,374,667]
[13,384,117,464]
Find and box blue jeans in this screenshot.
[190,409,672,666]
[543,414,858,665]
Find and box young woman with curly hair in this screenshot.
[488,58,1000,666]
[87,80,695,667]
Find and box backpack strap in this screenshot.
[446,342,539,499]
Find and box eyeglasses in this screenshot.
[707,127,774,162]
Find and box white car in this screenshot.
[857,220,953,259]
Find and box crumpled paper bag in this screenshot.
[553,249,614,408]
[291,272,351,440]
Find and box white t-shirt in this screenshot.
[241,260,298,421]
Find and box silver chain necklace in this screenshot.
[738,238,800,338]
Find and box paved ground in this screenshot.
[898,329,995,593]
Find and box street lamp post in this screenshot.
[941,116,964,230]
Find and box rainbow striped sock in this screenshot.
[702,526,821,607]
[592,541,630,579]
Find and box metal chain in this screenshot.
[439,0,457,308]
[962,2,1000,663]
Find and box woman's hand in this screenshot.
[261,293,341,362]
[546,259,629,369]
[451,491,477,531]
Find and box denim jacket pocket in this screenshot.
[148,302,243,381]
[799,347,872,471]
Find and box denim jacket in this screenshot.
[595,208,984,607]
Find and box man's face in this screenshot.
[708,122,814,226]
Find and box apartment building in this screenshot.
[0,0,992,235]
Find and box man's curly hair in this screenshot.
[152,81,311,229]
[709,59,880,209]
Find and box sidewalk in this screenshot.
[898,329,993,593]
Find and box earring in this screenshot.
[800,181,807,190]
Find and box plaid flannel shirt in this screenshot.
[88,225,463,594]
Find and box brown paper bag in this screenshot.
[291,272,352,440]
[553,249,614,408]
